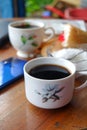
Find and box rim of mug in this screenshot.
[8,20,44,30]
[24,57,76,81]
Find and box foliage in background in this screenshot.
[25,0,53,17]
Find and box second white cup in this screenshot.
[8,20,55,58]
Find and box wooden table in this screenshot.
[0,19,87,130]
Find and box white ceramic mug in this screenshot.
[8,20,55,58]
[24,57,87,109]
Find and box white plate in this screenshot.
[25,19,86,34]
[51,48,87,76]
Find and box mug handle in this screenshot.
[43,27,55,42]
[74,73,87,92]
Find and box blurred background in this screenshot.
[0,0,87,19]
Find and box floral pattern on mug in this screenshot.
[21,35,38,47]
[35,84,65,103]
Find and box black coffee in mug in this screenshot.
[29,64,71,80]
[13,22,39,29]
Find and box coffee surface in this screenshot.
[29,64,71,80]
[13,23,38,29]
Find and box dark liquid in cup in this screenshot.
[29,64,71,80]
[13,23,38,29]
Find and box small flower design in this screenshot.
[20,35,38,47]
[35,84,65,103]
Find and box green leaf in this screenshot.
[31,42,38,47]
[21,36,27,44]
[28,36,33,40]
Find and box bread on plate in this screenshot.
[58,24,87,48]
